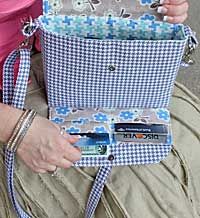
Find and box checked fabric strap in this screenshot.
[2,49,112,218]
[85,166,112,218]
[3,49,32,218]
[2,25,198,218]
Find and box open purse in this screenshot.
[2,0,198,218]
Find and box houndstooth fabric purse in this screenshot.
[2,0,198,218]
[39,15,195,108]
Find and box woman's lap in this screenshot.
[0,55,200,218]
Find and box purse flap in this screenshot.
[43,0,156,16]
[43,0,62,15]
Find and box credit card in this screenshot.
[70,133,110,157]
[70,133,110,146]
[79,145,109,156]
[114,123,168,134]
[114,132,169,144]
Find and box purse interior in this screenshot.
[38,15,185,40]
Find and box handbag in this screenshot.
[2,0,198,217]
[38,14,196,108]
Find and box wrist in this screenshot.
[7,109,37,152]
[0,104,24,143]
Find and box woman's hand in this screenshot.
[157,0,189,23]
[17,115,81,173]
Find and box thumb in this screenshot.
[160,0,186,5]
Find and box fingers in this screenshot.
[63,140,81,159]
[19,152,75,173]
[17,154,56,173]
[57,158,73,168]
[34,169,47,173]
[160,0,187,5]
[33,162,58,172]
[36,159,73,173]
[36,158,75,174]
[42,137,81,167]
[36,158,73,174]
[44,144,81,165]
[59,132,82,162]
[59,132,82,161]
[17,120,82,174]
[158,2,188,16]
[62,132,80,144]
[62,144,82,162]
[163,13,188,23]
[157,0,189,23]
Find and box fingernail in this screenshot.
[163,16,168,22]
[159,0,165,4]
[157,6,168,14]
[163,16,173,22]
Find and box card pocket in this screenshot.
[49,107,173,166]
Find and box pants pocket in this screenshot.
[161,145,194,206]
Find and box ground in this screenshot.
[176,0,200,98]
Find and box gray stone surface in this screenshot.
[176,0,200,98]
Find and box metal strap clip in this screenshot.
[182,42,196,65]
[19,16,37,50]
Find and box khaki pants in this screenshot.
[0,55,200,218]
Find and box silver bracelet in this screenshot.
[6,109,37,152]
[6,110,29,151]
[12,110,37,152]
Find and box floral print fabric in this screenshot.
[49,107,172,145]
[44,0,163,21]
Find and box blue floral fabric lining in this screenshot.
[43,0,162,20]
[49,107,172,145]
[39,15,185,40]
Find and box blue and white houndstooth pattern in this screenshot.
[74,143,171,167]
[3,49,32,218]
[39,23,187,108]
[2,24,198,218]
[184,25,198,47]
[85,166,112,218]
[3,50,18,105]
[3,49,31,109]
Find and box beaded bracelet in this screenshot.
[6,109,37,152]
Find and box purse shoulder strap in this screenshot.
[3,48,32,218]
[3,49,31,107]
[3,48,112,218]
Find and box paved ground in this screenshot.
[176,0,200,98]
